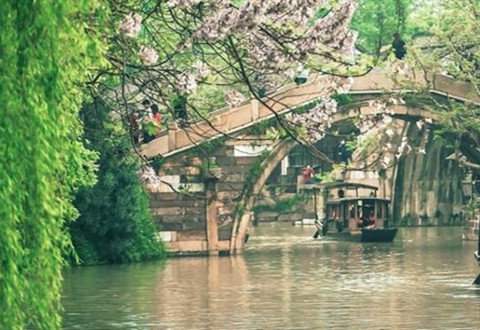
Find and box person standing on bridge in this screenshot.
[130,111,141,145]
[294,64,309,85]
[171,94,189,128]
[140,99,155,143]
[151,104,162,138]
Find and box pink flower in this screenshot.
[193,61,210,79]
[120,13,142,37]
[225,90,245,107]
[177,73,198,94]
[139,47,159,65]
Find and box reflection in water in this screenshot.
[62,226,480,329]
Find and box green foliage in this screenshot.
[246,117,278,136]
[293,100,320,114]
[410,0,480,169]
[315,171,335,183]
[332,93,354,106]
[464,198,480,214]
[71,103,166,265]
[244,158,267,196]
[150,156,166,174]
[345,139,358,153]
[352,0,414,54]
[0,1,105,328]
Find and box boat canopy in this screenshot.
[327,197,390,204]
[316,182,378,191]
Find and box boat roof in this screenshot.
[327,197,390,204]
[313,181,379,191]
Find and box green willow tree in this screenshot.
[0,1,103,328]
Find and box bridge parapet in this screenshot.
[141,70,479,160]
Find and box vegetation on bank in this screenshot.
[71,103,166,265]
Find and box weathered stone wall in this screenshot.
[463,210,480,240]
[148,156,209,254]
[393,124,464,226]
[148,136,272,255]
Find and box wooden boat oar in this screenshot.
[313,189,320,239]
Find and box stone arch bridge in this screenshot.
[141,70,479,256]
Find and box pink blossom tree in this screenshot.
[93,0,359,150]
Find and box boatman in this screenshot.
[365,212,376,229]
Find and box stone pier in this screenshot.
[464,211,480,241]
[148,137,273,256]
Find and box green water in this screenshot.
[62,226,480,329]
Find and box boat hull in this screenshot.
[321,228,398,243]
[361,228,398,242]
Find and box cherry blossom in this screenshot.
[382,115,393,125]
[396,136,412,158]
[177,73,198,94]
[167,0,201,8]
[193,61,210,79]
[139,47,159,65]
[109,0,363,154]
[195,0,357,73]
[119,13,142,38]
[291,94,338,142]
[225,90,245,108]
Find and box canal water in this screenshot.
[62,226,480,329]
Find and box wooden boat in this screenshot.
[310,182,398,243]
[360,227,398,242]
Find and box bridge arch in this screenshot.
[230,104,442,254]
[145,70,479,255]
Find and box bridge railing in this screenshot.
[140,70,479,159]
[140,76,332,158]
